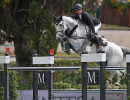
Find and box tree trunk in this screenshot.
[14,40,32,86]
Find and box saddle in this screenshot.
[89,33,107,47]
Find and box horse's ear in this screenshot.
[52,15,56,21]
[59,16,62,21]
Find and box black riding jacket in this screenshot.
[73,11,101,33]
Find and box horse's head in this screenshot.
[53,16,68,42]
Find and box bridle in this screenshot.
[55,21,67,38]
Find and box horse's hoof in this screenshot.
[115,82,120,86]
[106,78,112,84]
[114,82,120,89]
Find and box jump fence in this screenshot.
[0,53,130,100]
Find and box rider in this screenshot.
[73,3,104,53]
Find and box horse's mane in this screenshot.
[62,16,77,25]
[62,16,87,27]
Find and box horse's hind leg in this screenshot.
[114,70,126,89]
[110,71,116,79]
[106,71,116,89]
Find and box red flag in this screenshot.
[50,49,54,55]
[6,48,10,55]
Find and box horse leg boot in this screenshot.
[106,78,113,89]
[106,71,117,89]
[106,72,116,89]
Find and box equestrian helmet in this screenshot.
[74,4,82,11]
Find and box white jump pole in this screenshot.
[81,53,106,100]
[33,55,54,100]
[0,53,10,100]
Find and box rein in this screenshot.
[68,25,78,37]
[69,36,87,39]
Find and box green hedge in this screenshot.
[54,59,98,67]
[0,63,18,100]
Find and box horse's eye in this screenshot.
[59,24,62,26]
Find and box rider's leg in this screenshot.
[95,23,101,33]
[94,23,104,53]
[93,35,104,53]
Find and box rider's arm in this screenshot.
[84,12,95,33]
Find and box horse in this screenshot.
[53,16,130,89]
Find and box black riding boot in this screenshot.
[93,35,104,53]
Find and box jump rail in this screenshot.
[7,66,126,71]
[7,66,80,71]
[53,89,127,93]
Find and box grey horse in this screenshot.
[53,16,130,88]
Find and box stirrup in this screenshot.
[97,46,104,53]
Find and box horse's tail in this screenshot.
[120,46,130,56]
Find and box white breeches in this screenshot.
[95,23,101,33]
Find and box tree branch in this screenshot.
[13,0,19,16]
[15,9,27,12]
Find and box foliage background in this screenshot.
[103,0,130,12]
